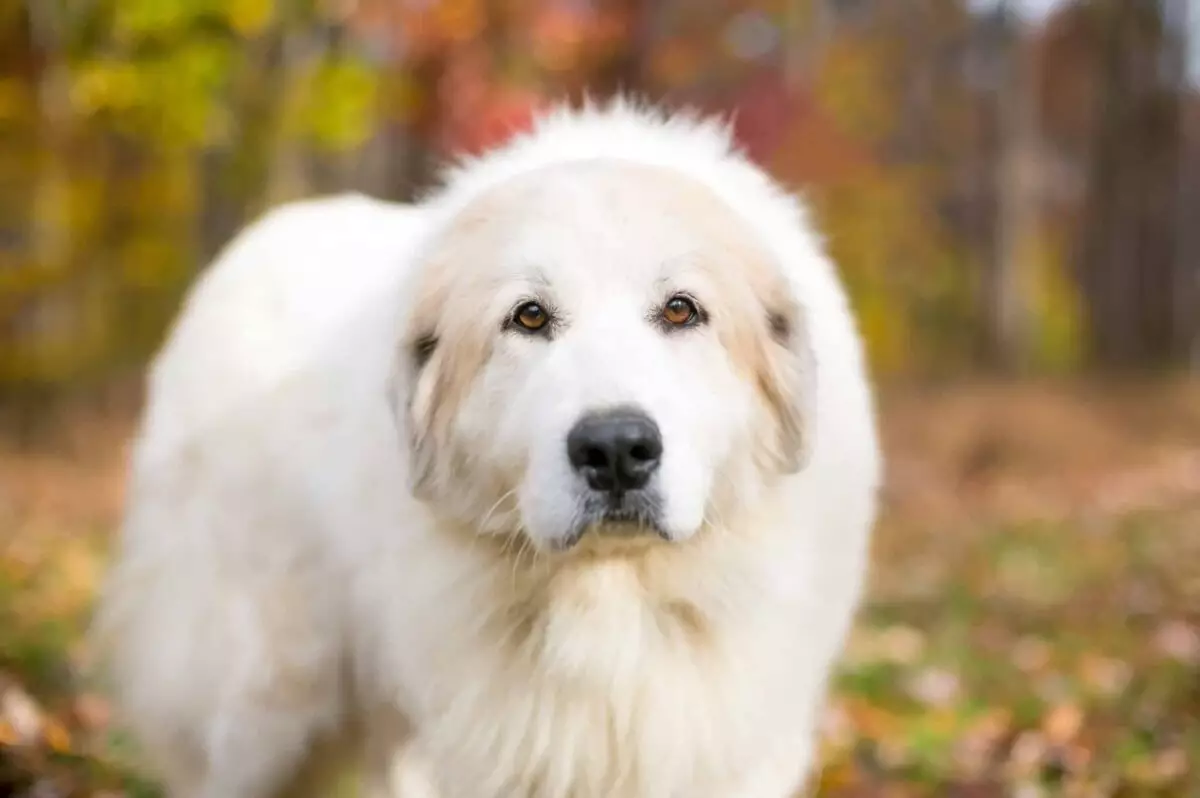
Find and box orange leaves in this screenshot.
[762,84,875,187]
[362,0,487,60]
[0,675,127,796]
[648,39,706,88]
[438,81,542,156]
[530,5,592,73]
[1041,703,1085,747]
[0,677,75,757]
[820,399,1200,795]
[427,0,487,46]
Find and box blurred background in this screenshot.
[0,0,1197,795]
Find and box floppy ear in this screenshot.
[396,314,493,500]
[401,331,442,499]
[755,301,817,474]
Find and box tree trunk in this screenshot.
[1075,0,1186,369]
[1166,0,1199,369]
[983,3,1033,371]
[198,32,288,262]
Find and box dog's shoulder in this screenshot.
[136,193,421,461]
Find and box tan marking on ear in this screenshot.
[401,212,504,497]
[693,235,813,474]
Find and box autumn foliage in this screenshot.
[0,2,1198,795]
[1,0,1196,406]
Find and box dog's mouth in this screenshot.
[560,493,668,550]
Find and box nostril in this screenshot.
[582,446,609,470]
[627,443,657,463]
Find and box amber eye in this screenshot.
[512,301,549,332]
[662,295,700,327]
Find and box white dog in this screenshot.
[93,100,882,798]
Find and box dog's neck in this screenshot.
[455,522,776,680]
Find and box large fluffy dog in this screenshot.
[94,102,882,798]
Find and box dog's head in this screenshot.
[396,158,815,551]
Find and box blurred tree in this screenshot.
[2,0,1198,420]
[796,0,983,373]
[1177,93,1200,370]
[983,0,1036,371]
[0,0,383,410]
[1072,0,1192,368]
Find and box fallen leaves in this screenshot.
[2,382,1199,796]
[1154,619,1200,665]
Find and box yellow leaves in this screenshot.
[0,261,66,302]
[814,758,859,793]
[69,62,143,115]
[129,155,199,217]
[111,0,214,43]
[854,291,911,374]
[814,164,966,373]
[381,71,426,125]
[70,41,233,148]
[1023,228,1084,372]
[0,79,34,123]
[120,237,187,291]
[227,0,275,37]
[290,57,380,152]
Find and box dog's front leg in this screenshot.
[727,734,815,798]
[361,738,441,798]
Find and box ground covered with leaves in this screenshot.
[1,380,1198,797]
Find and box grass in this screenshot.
[1,379,1198,796]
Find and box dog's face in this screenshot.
[400,159,814,551]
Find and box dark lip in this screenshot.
[559,493,668,550]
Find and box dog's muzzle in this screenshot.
[561,407,669,548]
[558,490,670,550]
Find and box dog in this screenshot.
[93,100,882,798]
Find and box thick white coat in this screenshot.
[95,102,882,798]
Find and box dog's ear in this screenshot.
[754,300,817,474]
[401,331,442,498]
[396,315,492,499]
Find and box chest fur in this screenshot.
[414,560,784,798]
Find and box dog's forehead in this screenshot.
[442,159,761,289]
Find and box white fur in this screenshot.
[94,101,882,798]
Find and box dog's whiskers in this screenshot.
[478,488,519,537]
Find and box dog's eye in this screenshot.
[662,295,701,327]
[511,301,549,333]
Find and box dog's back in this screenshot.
[93,193,425,796]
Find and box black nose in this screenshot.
[567,409,663,496]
